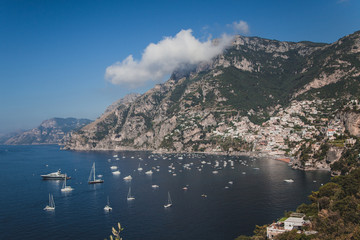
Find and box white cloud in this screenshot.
[231,20,250,35]
[105,29,232,88]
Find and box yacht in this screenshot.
[41,169,70,180]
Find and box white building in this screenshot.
[267,214,309,239]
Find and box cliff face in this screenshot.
[339,111,360,137]
[64,31,360,163]
[5,118,92,145]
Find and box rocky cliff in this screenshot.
[5,118,92,145]
[64,31,360,171]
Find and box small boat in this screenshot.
[113,154,118,158]
[182,187,188,190]
[41,169,70,180]
[137,163,143,171]
[152,184,159,188]
[201,194,207,198]
[164,191,172,208]
[145,170,153,175]
[212,170,219,174]
[44,194,55,211]
[110,166,118,170]
[61,174,74,192]
[228,181,233,184]
[112,170,121,175]
[123,175,132,181]
[284,179,294,183]
[104,196,112,211]
[88,163,104,184]
[127,187,135,201]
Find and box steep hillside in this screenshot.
[64,31,360,167]
[5,118,92,145]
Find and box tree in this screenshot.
[106,222,124,240]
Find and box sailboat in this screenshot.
[164,191,172,208]
[88,162,104,184]
[104,196,112,211]
[127,187,135,201]
[61,174,74,192]
[137,163,143,171]
[44,194,55,211]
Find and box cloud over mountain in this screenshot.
[230,20,250,35]
[105,29,232,88]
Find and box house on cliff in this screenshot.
[266,213,314,239]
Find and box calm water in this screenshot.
[0,145,330,240]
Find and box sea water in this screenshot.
[0,145,330,240]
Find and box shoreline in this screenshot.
[61,145,297,164]
[62,145,332,173]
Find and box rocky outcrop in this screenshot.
[339,111,360,137]
[104,93,141,114]
[5,118,92,145]
[326,146,344,164]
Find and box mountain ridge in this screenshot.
[64,31,360,173]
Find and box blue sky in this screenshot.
[0,0,359,133]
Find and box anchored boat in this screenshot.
[88,163,104,184]
[41,169,70,180]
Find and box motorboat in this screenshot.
[123,175,132,181]
[41,169,70,180]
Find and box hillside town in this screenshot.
[210,98,359,170]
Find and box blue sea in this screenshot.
[0,145,330,240]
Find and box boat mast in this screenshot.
[93,163,96,181]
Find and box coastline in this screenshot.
[62,144,302,165]
[62,145,334,173]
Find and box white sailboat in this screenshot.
[127,187,135,201]
[164,191,172,208]
[137,163,143,171]
[88,162,104,184]
[104,196,112,211]
[44,194,55,211]
[61,174,74,192]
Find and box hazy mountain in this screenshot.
[5,118,92,145]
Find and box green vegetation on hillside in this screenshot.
[236,138,360,239]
